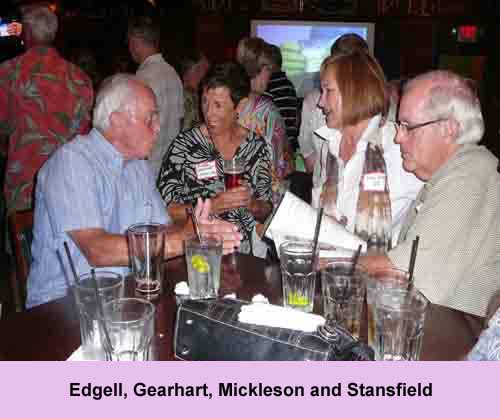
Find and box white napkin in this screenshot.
[66,346,93,361]
[251,294,269,304]
[238,303,325,333]
[174,281,190,296]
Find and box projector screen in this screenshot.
[251,20,375,97]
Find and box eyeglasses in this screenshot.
[395,118,447,134]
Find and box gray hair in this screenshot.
[93,73,138,133]
[22,4,58,43]
[406,70,484,145]
[236,37,273,79]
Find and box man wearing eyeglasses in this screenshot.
[361,70,500,320]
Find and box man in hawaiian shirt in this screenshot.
[0,4,94,213]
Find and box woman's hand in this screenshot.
[194,198,242,254]
[212,185,252,214]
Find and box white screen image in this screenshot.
[251,20,375,97]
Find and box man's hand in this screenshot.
[212,186,252,214]
[195,197,242,254]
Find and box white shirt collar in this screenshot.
[314,114,384,158]
[138,53,163,70]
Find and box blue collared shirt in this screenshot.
[26,128,169,308]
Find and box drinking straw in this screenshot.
[63,241,80,285]
[311,208,324,268]
[91,268,113,357]
[350,244,363,276]
[408,235,420,287]
[186,207,202,242]
[56,249,80,309]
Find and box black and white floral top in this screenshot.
[157,126,273,255]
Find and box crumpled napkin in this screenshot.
[238,303,325,333]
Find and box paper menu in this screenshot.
[264,191,367,255]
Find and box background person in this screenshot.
[264,44,299,152]
[236,37,291,204]
[180,50,210,131]
[0,4,93,213]
[128,16,184,177]
[157,63,273,257]
[298,33,370,176]
[27,74,241,308]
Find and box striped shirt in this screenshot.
[265,71,299,151]
[26,129,169,308]
[389,144,500,317]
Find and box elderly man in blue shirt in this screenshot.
[26,74,241,308]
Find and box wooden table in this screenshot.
[0,254,477,361]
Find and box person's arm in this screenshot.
[68,224,189,266]
[69,198,242,266]
[68,229,130,267]
[304,154,317,173]
[359,253,394,273]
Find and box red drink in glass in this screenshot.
[224,169,243,189]
[223,159,244,190]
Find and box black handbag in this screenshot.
[174,298,374,361]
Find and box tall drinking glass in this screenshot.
[366,268,409,349]
[74,271,124,360]
[127,222,165,299]
[320,260,366,339]
[223,159,244,190]
[280,240,318,313]
[374,286,429,361]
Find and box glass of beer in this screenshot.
[223,159,244,190]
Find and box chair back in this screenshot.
[8,209,34,311]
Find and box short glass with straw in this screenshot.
[371,236,427,361]
[184,207,222,299]
[320,255,367,339]
[73,271,124,360]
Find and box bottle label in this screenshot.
[363,172,386,192]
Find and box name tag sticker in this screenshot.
[195,160,218,181]
[363,172,386,192]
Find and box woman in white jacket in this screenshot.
[315,52,423,243]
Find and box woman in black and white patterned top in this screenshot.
[157,62,273,256]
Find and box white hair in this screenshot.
[22,5,58,43]
[93,73,138,133]
[405,70,484,145]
